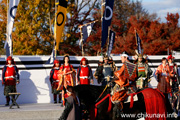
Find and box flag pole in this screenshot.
[54,0,57,58]
[100,0,105,56]
[106,27,110,56]
[134,29,137,45]
[6,0,9,56]
[78,20,98,28]
[49,0,52,35]
[167,48,169,55]
[79,26,84,56]
[9,0,13,57]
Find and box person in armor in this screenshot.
[57,54,76,106]
[94,57,104,84]
[94,56,114,86]
[111,52,137,120]
[101,56,114,86]
[134,53,152,89]
[49,59,61,103]
[77,57,93,85]
[108,56,118,72]
[167,55,180,112]
[2,56,19,106]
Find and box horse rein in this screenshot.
[95,85,108,103]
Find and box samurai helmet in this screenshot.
[135,49,147,59]
[104,55,109,60]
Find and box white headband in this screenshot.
[121,54,128,57]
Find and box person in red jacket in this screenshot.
[57,54,76,106]
[2,56,19,106]
[77,57,93,85]
[50,59,61,103]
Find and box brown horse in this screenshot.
[74,85,174,120]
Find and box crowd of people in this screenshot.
[1,52,179,119]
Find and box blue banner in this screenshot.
[82,23,94,43]
[108,30,115,56]
[136,32,142,54]
[101,0,114,48]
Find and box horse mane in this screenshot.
[74,85,108,106]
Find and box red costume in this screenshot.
[77,57,93,85]
[2,56,19,106]
[2,56,19,86]
[58,64,76,88]
[112,61,137,102]
[49,60,61,103]
[50,60,60,90]
[57,62,76,105]
[156,64,171,93]
[167,55,178,88]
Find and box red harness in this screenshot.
[129,91,142,108]
[94,94,112,118]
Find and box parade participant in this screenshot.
[111,52,137,119]
[94,57,104,84]
[59,86,81,120]
[108,56,118,72]
[102,56,114,85]
[57,54,76,106]
[155,57,171,94]
[49,59,61,103]
[167,55,180,112]
[77,57,93,85]
[155,57,174,113]
[94,56,114,86]
[167,55,179,93]
[134,53,152,89]
[2,56,19,106]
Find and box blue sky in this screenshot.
[141,0,180,23]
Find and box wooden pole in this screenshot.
[167,48,169,55]
[54,0,57,58]
[79,26,84,56]
[49,0,52,35]
[78,20,98,28]
[6,0,9,55]
[100,0,105,56]
[134,29,137,46]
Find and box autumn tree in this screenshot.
[113,13,180,55]
[0,0,55,55]
[58,0,100,55]
[0,0,100,55]
[84,0,157,55]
